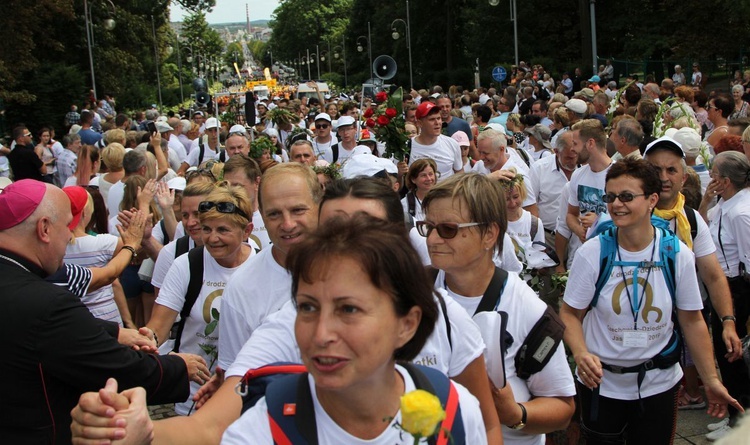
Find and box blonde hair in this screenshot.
[101,143,125,171]
[199,184,252,228]
[105,129,126,146]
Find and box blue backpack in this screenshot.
[587,221,683,420]
[236,362,465,445]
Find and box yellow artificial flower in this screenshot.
[400,389,446,438]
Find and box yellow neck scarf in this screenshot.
[653,192,693,249]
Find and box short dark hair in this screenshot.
[321,178,404,226]
[115,113,130,128]
[286,213,438,361]
[605,157,662,197]
[532,100,548,111]
[712,93,734,119]
[476,105,492,123]
[12,125,27,141]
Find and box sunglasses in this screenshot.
[415,221,485,239]
[198,201,249,220]
[602,192,646,204]
[316,124,330,129]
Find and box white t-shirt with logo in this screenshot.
[567,163,612,216]
[563,232,702,400]
[156,247,255,415]
[221,364,487,445]
[439,270,576,445]
[226,288,485,380]
[217,247,290,370]
[250,210,271,250]
[409,135,463,181]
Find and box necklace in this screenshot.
[0,253,30,273]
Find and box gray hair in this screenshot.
[181,119,192,133]
[122,149,147,175]
[476,128,507,151]
[732,84,744,94]
[63,133,81,147]
[555,130,572,152]
[715,151,750,190]
[145,109,159,121]
[615,119,644,147]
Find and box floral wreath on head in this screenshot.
[249,137,277,159]
[311,163,342,181]
[267,107,297,126]
[498,167,524,191]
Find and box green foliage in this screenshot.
[224,42,245,72]
[173,0,215,13]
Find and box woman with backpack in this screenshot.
[401,158,438,222]
[420,172,576,444]
[560,158,741,444]
[144,183,256,416]
[221,214,487,444]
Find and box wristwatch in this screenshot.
[721,315,737,323]
[509,403,527,430]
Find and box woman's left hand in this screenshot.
[154,181,175,210]
[704,379,745,418]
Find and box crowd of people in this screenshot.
[1,64,750,444]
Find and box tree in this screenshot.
[180,11,224,76]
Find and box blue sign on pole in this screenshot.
[492,66,507,82]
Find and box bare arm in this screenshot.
[677,309,744,417]
[112,279,135,329]
[523,203,539,218]
[154,182,178,242]
[452,355,503,445]
[565,204,590,243]
[695,253,741,361]
[560,302,603,388]
[150,132,169,180]
[145,303,179,348]
[554,231,570,273]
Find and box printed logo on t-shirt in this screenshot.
[607,274,667,344]
[577,184,607,215]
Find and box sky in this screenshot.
[170,0,280,24]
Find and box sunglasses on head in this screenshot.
[198,201,249,220]
[186,168,216,182]
[415,221,485,239]
[602,192,646,204]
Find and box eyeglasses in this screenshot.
[602,192,646,204]
[415,221,485,239]
[198,201,249,220]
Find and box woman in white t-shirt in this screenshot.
[64,186,131,326]
[503,172,545,271]
[222,214,487,445]
[420,173,576,445]
[144,184,256,415]
[401,158,437,221]
[560,158,740,444]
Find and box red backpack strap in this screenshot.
[436,381,460,445]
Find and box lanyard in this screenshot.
[615,228,656,330]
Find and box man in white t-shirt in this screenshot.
[529,131,579,235]
[218,164,323,370]
[167,117,188,164]
[644,137,741,382]
[222,154,271,250]
[409,101,463,181]
[178,117,221,176]
[474,128,539,215]
[565,119,612,246]
[310,112,338,160]
[325,115,357,165]
[106,150,147,218]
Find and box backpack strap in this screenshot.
[172,246,205,353]
[160,219,171,244]
[198,142,205,166]
[406,191,417,217]
[219,150,227,162]
[530,216,539,241]
[515,305,565,379]
[331,143,339,164]
[474,267,508,315]
[266,373,318,445]
[401,363,465,445]
[425,267,452,352]
[684,205,698,241]
[174,235,191,259]
[592,227,618,307]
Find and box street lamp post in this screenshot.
[151,14,163,110]
[315,44,321,79]
[333,44,347,88]
[83,0,116,100]
[305,48,312,80]
[489,0,518,68]
[390,4,413,89]
[357,32,372,80]
[590,0,598,75]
